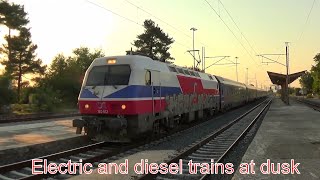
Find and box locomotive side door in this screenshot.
[151,70,160,115]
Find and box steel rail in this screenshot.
[138,97,272,180]
[0,98,270,180]
[293,97,320,112]
[199,98,272,180]
[0,141,134,180]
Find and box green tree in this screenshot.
[299,71,314,94]
[0,1,29,33]
[32,86,61,112]
[1,27,46,101]
[294,87,301,96]
[132,19,174,62]
[71,47,105,72]
[39,47,104,106]
[311,53,320,95]
[0,0,29,73]
[0,74,15,109]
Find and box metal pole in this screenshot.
[286,42,289,105]
[202,47,204,71]
[190,27,197,70]
[204,47,205,72]
[236,57,238,82]
[193,30,195,70]
[255,74,257,88]
[246,68,248,85]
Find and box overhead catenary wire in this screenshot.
[86,0,191,50]
[218,0,259,55]
[204,0,262,69]
[124,0,212,49]
[124,0,191,39]
[297,0,317,43]
[87,0,140,26]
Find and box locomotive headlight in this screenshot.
[121,104,126,110]
[84,104,90,109]
[107,59,116,64]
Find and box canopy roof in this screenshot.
[267,70,306,85]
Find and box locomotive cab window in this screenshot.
[183,69,190,75]
[189,71,195,76]
[177,68,184,74]
[145,70,151,85]
[86,65,131,86]
[168,66,177,73]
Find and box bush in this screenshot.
[31,86,62,112]
[306,94,313,98]
[0,75,15,113]
[11,104,35,114]
[19,87,36,104]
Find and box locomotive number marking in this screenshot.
[97,110,108,114]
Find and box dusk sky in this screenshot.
[1,0,319,88]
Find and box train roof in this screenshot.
[215,76,246,88]
[91,55,219,82]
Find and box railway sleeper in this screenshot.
[0,174,14,180]
[195,149,225,154]
[57,174,74,179]
[163,172,202,179]
[78,153,95,158]
[59,158,70,162]
[22,167,32,173]
[181,159,207,166]
[155,176,178,180]
[203,145,230,149]
[69,155,85,161]
[202,145,228,149]
[5,172,21,179]
[187,156,220,162]
[94,148,111,153]
[188,154,221,160]
[85,150,104,156]
[216,141,237,145]
[9,170,29,178]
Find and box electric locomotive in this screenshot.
[73,55,220,141]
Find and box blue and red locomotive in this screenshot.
[73,55,268,141]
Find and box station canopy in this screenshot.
[267,70,306,85]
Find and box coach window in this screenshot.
[145,70,151,85]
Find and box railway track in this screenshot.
[0,112,79,124]
[293,97,320,111]
[138,97,272,180]
[0,141,135,180]
[0,98,269,180]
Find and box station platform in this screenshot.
[0,117,80,151]
[233,97,320,179]
[295,96,320,105]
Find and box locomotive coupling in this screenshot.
[108,118,127,131]
[73,118,86,134]
[72,117,128,134]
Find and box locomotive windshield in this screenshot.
[86,65,131,86]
